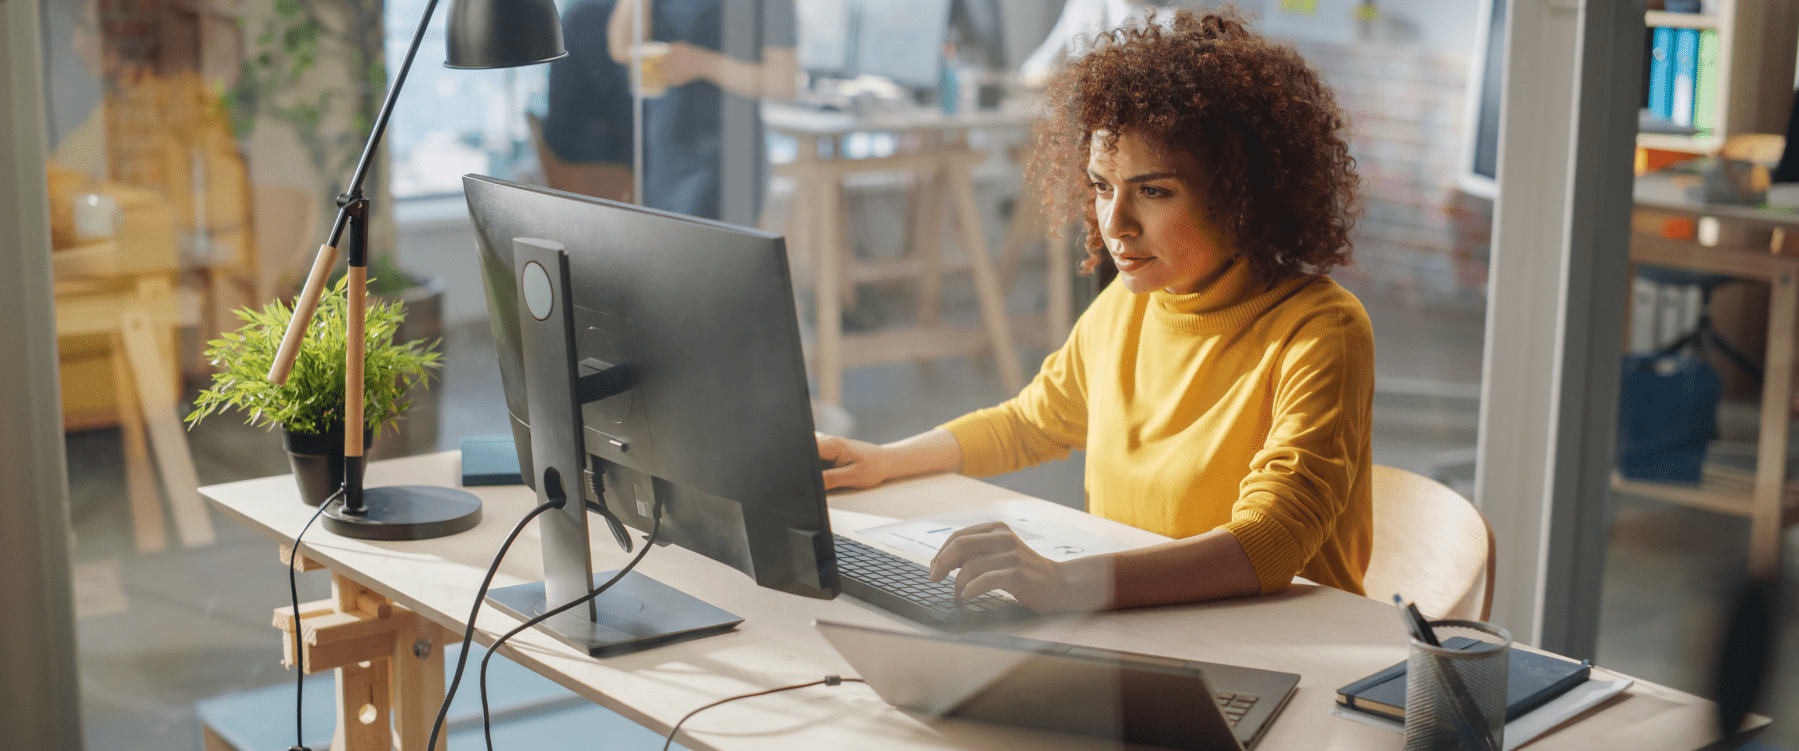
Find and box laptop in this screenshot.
[815,620,1299,750]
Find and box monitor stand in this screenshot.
[491,237,741,657]
[486,571,742,657]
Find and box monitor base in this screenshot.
[486,570,742,657]
[323,485,484,540]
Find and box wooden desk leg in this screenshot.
[109,335,168,553]
[275,557,461,751]
[946,165,1025,394]
[816,173,847,406]
[916,167,948,327]
[333,660,392,751]
[1751,270,1795,579]
[1046,231,1075,347]
[120,309,216,547]
[390,614,452,751]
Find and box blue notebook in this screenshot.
[460,434,524,486]
[1335,637,1591,722]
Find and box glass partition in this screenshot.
[32,0,1796,748]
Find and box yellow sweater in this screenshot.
[942,260,1374,595]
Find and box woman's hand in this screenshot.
[816,433,894,490]
[927,522,1109,612]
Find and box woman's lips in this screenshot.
[1114,254,1155,273]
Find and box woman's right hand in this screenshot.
[816,433,893,490]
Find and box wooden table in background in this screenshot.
[764,103,1053,406]
[1620,171,1799,579]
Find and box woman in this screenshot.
[816,8,1372,613]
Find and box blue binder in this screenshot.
[1649,27,1675,122]
[1672,28,1700,127]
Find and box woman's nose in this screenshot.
[1101,198,1138,240]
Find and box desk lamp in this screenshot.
[266,0,566,540]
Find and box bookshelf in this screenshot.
[1638,0,1799,155]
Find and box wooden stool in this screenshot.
[55,269,213,551]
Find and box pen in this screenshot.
[1393,594,1438,646]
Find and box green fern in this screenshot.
[185,276,442,436]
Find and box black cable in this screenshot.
[478,500,664,751]
[660,675,865,751]
[424,498,565,751]
[287,487,341,751]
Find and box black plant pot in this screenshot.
[283,425,375,506]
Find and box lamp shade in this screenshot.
[445,0,567,69]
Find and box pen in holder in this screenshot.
[1404,619,1510,751]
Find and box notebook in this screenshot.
[459,434,524,486]
[1336,636,1590,722]
[816,619,1299,750]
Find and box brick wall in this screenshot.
[1291,41,1493,315]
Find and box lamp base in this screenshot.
[324,485,483,540]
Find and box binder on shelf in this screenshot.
[1336,636,1592,723]
[1693,29,1719,134]
[1671,28,1700,127]
[1649,27,1675,122]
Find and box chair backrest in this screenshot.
[250,183,321,303]
[524,112,634,203]
[1363,464,1496,621]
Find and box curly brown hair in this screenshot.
[1029,7,1360,280]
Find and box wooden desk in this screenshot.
[1620,172,1799,579]
[202,451,1737,751]
[764,103,1039,405]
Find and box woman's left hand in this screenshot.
[928,522,1108,612]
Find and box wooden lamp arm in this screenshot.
[267,243,342,385]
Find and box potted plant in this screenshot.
[185,276,443,505]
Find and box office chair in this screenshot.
[1363,465,1496,621]
[1635,265,1762,382]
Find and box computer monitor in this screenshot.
[853,0,953,89]
[797,0,855,76]
[1457,0,1506,199]
[463,175,840,655]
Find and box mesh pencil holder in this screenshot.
[1403,619,1511,751]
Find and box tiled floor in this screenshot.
[62,259,1798,750]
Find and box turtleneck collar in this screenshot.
[1147,259,1313,335]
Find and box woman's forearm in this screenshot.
[1064,528,1262,609]
[880,428,964,479]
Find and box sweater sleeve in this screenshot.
[940,319,1091,477]
[1221,308,1375,594]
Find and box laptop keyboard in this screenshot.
[833,535,1033,629]
[1214,691,1260,726]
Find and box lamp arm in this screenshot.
[267,0,444,385]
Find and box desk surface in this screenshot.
[202,452,1733,751]
[1635,170,1799,229]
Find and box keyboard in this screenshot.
[832,534,1033,629]
[1213,691,1260,727]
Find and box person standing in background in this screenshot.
[540,0,637,203]
[1018,0,1158,88]
[605,0,798,222]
